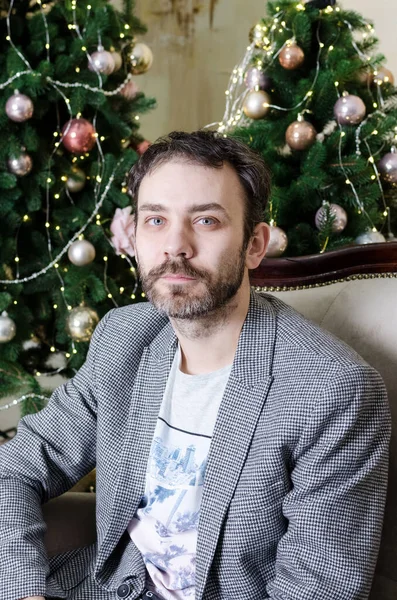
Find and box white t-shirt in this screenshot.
[128,346,232,599]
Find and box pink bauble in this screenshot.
[120,79,139,100]
[6,92,34,122]
[315,203,347,233]
[61,119,97,153]
[244,68,272,91]
[334,95,366,126]
[88,49,115,75]
[378,152,397,183]
[137,140,151,155]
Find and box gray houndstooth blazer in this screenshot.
[0,291,391,600]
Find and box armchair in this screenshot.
[43,242,397,599]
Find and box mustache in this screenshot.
[147,259,210,280]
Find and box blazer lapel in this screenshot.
[195,291,277,600]
[96,321,178,583]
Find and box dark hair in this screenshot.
[127,130,271,246]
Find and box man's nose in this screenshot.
[163,224,194,259]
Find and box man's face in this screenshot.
[134,159,249,319]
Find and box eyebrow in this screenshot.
[138,202,230,217]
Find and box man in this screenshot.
[0,131,391,600]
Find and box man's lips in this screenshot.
[160,274,197,281]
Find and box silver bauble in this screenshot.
[315,203,347,233]
[334,94,366,126]
[67,306,99,341]
[124,42,154,75]
[0,311,16,343]
[378,152,397,184]
[6,92,34,122]
[265,226,288,258]
[66,167,86,193]
[8,152,33,176]
[355,231,386,245]
[68,239,96,266]
[243,90,270,119]
[244,67,272,91]
[88,49,115,75]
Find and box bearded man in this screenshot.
[0,131,391,600]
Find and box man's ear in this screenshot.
[245,223,270,270]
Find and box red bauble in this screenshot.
[61,118,97,153]
[137,140,151,155]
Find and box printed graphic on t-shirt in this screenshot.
[128,417,211,599]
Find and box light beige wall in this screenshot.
[343,0,396,74]
[114,0,396,142]
[122,0,264,141]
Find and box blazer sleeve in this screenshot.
[267,364,391,600]
[0,308,114,600]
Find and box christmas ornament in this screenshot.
[265,226,288,258]
[124,42,153,75]
[110,206,136,257]
[110,50,123,72]
[120,79,139,100]
[244,67,271,91]
[373,67,395,86]
[5,91,34,122]
[8,152,33,176]
[279,42,305,70]
[66,167,86,193]
[88,47,115,75]
[137,140,151,155]
[61,118,97,153]
[286,117,317,151]
[334,94,366,126]
[357,67,372,85]
[68,239,96,266]
[355,230,386,245]
[0,311,16,343]
[243,90,270,119]
[315,203,347,233]
[249,23,266,48]
[378,152,397,183]
[67,305,99,342]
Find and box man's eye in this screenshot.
[197,217,216,225]
[147,217,164,226]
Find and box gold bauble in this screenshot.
[243,90,271,120]
[67,306,99,342]
[124,41,153,75]
[279,43,305,70]
[286,119,317,151]
[373,67,395,86]
[249,23,265,48]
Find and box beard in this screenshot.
[136,246,247,320]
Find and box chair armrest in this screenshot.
[43,492,96,557]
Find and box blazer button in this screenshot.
[117,583,132,598]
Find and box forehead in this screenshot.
[137,159,246,212]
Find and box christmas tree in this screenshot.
[219,0,397,258]
[0,0,155,419]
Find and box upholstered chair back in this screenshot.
[266,277,397,600]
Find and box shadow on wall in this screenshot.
[149,0,220,37]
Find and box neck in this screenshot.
[170,279,251,375]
